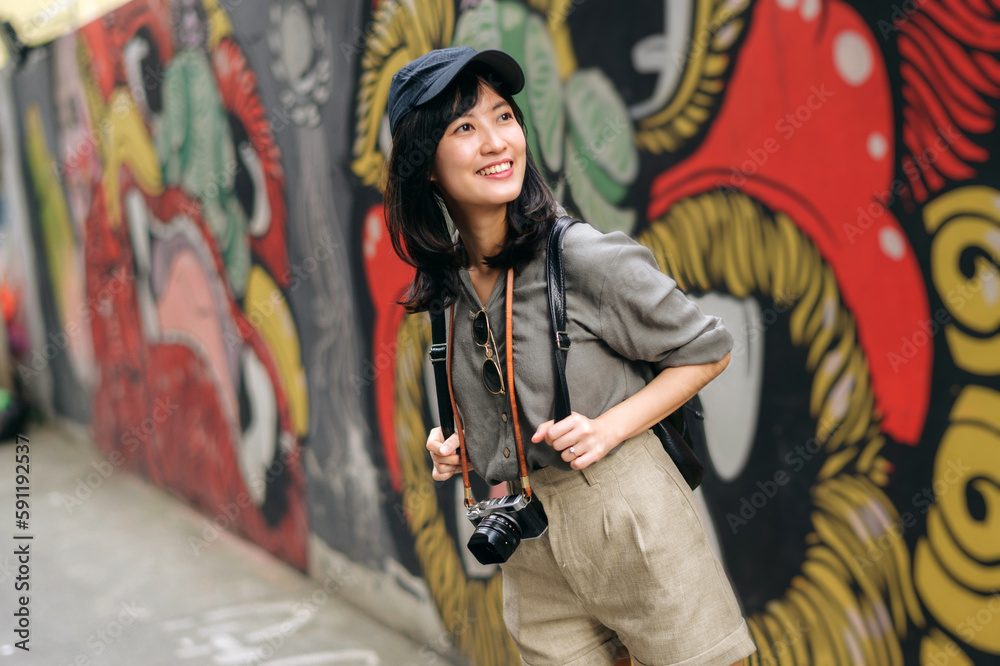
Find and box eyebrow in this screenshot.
[453,100,511,123]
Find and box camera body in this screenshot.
[466,493,548,565]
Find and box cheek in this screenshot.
[432,146,463,183]
[512,129,527,155]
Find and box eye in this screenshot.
[455,122,472,133]
[499,112,513,121]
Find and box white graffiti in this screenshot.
[161,601,381,665]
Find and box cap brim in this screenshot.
[415,49,525,108]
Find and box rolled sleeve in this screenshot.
[579,230,733,372]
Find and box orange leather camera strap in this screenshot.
[504,268,532,497]
[446,267,531,508]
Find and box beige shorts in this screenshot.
[500,429,757,666]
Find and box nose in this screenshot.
[480,123,507,153]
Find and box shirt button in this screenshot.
[503,447,511,458]
[501,413,508,422]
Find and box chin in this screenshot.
[492,180,526,203]
[472,187,523,207]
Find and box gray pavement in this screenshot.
[0,423,459,666]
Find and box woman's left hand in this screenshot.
[531,412,620,470]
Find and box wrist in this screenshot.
[596,413,628,451]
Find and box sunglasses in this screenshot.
[472,309,506,394]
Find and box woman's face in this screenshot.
[430,83,527,222]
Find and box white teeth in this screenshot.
[478,161,512,176]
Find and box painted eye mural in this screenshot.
[18,0,310,569]
[8,0,1000,664]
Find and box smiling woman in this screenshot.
[383,46,756,666]
[383,49,556,314]
[430,88,527,224]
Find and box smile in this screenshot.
[476,161,513,177]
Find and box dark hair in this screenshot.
[384,64,559,313]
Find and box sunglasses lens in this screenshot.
[472,311,490,346]
[482,360,504,394]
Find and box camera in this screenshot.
[466,493,548,565]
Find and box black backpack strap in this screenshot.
[544,215,705,490]
[546,215,579,421]
[429,309,454,439]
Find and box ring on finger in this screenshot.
[569,446,576,456]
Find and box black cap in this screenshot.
[387,47,525,137]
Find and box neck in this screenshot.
[451,204,508,273]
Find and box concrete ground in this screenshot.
[0,422,459,666]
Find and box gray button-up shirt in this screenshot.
[446,221,733,485]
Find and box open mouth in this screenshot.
[476,161,513,176]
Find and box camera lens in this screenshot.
[467,512,521,565]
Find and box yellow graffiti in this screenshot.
[914,386,1000,656]
[80,80,163,226]
[105,89,164,223]
[914,186,1000,658]
[351,0,456,189]
[77,34,162,226]
[244,266,309,436]
[633,0,752,154]
[202,0,234,50]
[24,107,77,332]
[923,186,1000,374]
[921,628,973,666]
[394,313,521,665]
[641,192,885,468]
[639,189,924,664]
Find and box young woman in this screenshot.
[384,46,757,666]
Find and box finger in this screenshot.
[427,434,441,453]
[532,420,553,443]
[432,463,462,481]
[430,453,461,466]
[543,420,566,444]
[428,435,454,455]
[550,430,582,453]
[439,433,460,456]
[547,413,583,443]
[570,447,605,470]
[560,439,587,462]
[431,468,453,482]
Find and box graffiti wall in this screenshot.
[5,0,1000,664]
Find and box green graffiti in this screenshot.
[157,50,250,296]
[565,141,635,233]
[453,0,504,53]
[565,68,638,202]
[523,13,563,173]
